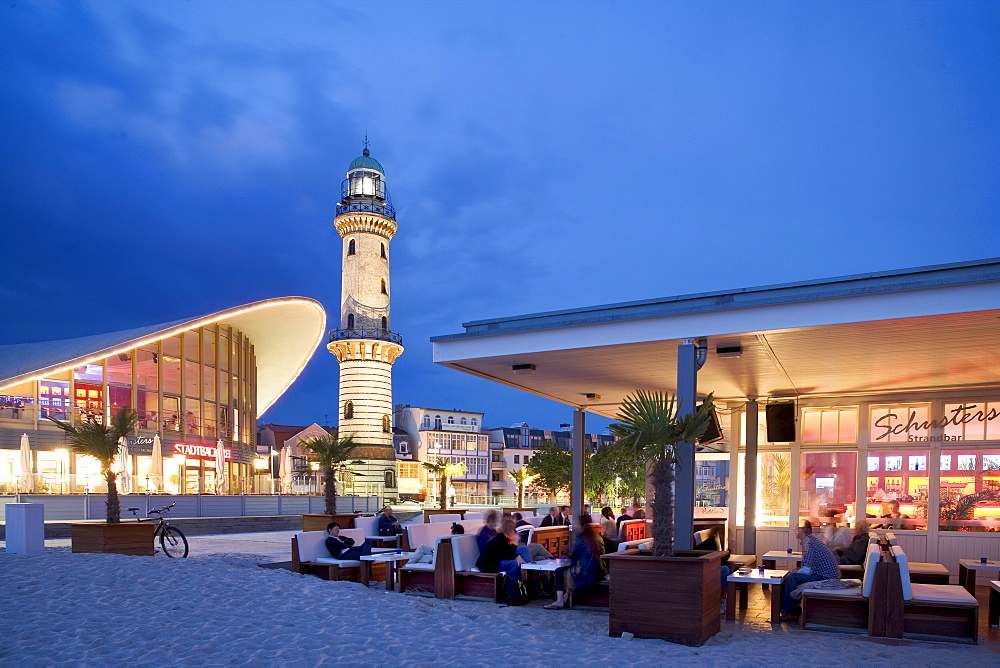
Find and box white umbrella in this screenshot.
[279,446,291,494]
[215,439,228,495]
[17,433,33,493]
[117,437,132,495]
[150,434,164,492]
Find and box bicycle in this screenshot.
[127,503,189,558]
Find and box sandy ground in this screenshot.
[2,532,998,667]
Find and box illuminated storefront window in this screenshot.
[940,448,1000,531]
[870,403,931,444]
[799,451,857,526]
[865,449,928,529]
[802,407,857,444]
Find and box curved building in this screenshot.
[0,297,325,494]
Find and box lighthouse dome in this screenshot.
[348,148,385,175]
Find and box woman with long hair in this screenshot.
[544,513,606,610]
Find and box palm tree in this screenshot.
[509,466,538,508]
[608,390,717,557]
[48,408,138,524]
[422,460,467,510]
[300,434,359,515]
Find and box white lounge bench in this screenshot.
[893,546,978,643]
[354,515,400,550]
[801,542,881,634]
[291,529,368,581]
[450,534,503,601]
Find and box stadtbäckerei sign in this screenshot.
[173,443,233,460]
[873,403,1000,442]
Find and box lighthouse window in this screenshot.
[381,317,387,330]
[344,401,354,419]
[382,414,391,433]
[347,314,354,330]
[381,279,387,295]
[347,239,356,256]
[381,243,387,259]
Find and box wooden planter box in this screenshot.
[302,513,359,532]
[605,549,726,646]
[502,507,536,516]
[71,522,157,556]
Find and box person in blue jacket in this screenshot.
[544,513,606,609]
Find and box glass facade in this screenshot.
[0,323,257,494]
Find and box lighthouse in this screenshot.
[328,144,403,498]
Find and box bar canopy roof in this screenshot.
[0,297,326,415]
[432,258,1000,420]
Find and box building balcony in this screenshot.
[336,200,396,220]
[491,459,506,468]
[329,328,403,345]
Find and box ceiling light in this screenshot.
[716,345,742,358]
[512,364,536,375]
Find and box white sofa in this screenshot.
[429,513,463,524]
[354,514,399,549]
[291,529,367,581]
[893,546,978,643]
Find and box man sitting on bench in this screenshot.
[377,506,404,537]
[325,522,372,560]
[779,520,840,622]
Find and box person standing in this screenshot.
[780,520,841,621]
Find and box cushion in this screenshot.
[909,583,978,605]
[909,562,949,575]
[314,557,362,567]
[429,513,462,524]
[892,546,912,601]
[451,534,481,572]
[839,565,863,573]
[802,587,864,599]
[527,516,545,527]
[464,512,487,521]
[353,515,378,536]
[861,543,882,598]
[884,533,897,546]
[295,531,333,562]
[459,518,486,534]
[400,562,434,571]
[405,521,453,549]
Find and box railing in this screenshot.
[491,460,506,468]
[329,328,403,345]
[335,200,396,220]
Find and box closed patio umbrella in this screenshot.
[17,433,33,493]
[215,439,228,495]
[279,446,291,494]
[150,434,164,492]
[117,437,132,495]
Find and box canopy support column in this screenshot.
[744,398,758,556]
[675,338,705,551]
[572,407,586,516]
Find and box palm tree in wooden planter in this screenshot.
[509,466,538,509]
[49,408,138,524]
[301,434,359,515]
[605,390,723,645]
[608,390,717,556]
[422,460,466,510]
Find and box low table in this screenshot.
[959,559,1000,594]
[360,552,414,591]
[762,550,803,570]
[726,569,789,624]
[519,558,568,573]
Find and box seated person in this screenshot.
[512,512,531,529]
[584,504,595,524]
[599,506,619,552]
[876,501,910,529]
[632,507,646,520]
[377,506,404,536]
[477,510,501,553]
[615,507,633,530]
[407,544,435,564]
[779,521,841,622]
[539,506,564,527]
[834,522,870,565]
[451,522,465,534]
[544,514,606,610]
[476,518,533,602]
[325,522,372,560]
[560,505,573,525]
[515,527,553,562]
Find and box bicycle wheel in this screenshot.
[160,526,189,558]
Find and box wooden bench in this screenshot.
[353,515,401,550]
[880,534,950,584]
[801,542,882,634]
[397,521,488,597]
[450,534,503,601]
[533,526,570,558]
[291,529,379,582]
[619,519,647,543]
[892,545,978,644]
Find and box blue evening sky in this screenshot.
[2,1,997,434]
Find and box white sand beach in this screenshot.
[1,533,998,667]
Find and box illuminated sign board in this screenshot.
[872,403,1000,442]
[174,443,232,460]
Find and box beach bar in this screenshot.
[431,258,1000,571]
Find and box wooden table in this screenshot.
[726,569,789,624]
[361,552,414,591]
[958,559,1000,594]
[990,581,1000,629]
[519,558,568,572]
[761,550,803,570]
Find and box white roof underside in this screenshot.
[432,259,1000,419]
[0,297,326,415]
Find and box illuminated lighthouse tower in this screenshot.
[328,145,402,498]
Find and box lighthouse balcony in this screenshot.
[329,327,403,345]
[336,200,396,220]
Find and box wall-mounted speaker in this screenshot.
[696,403,724,445]
[766,403,796,442]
